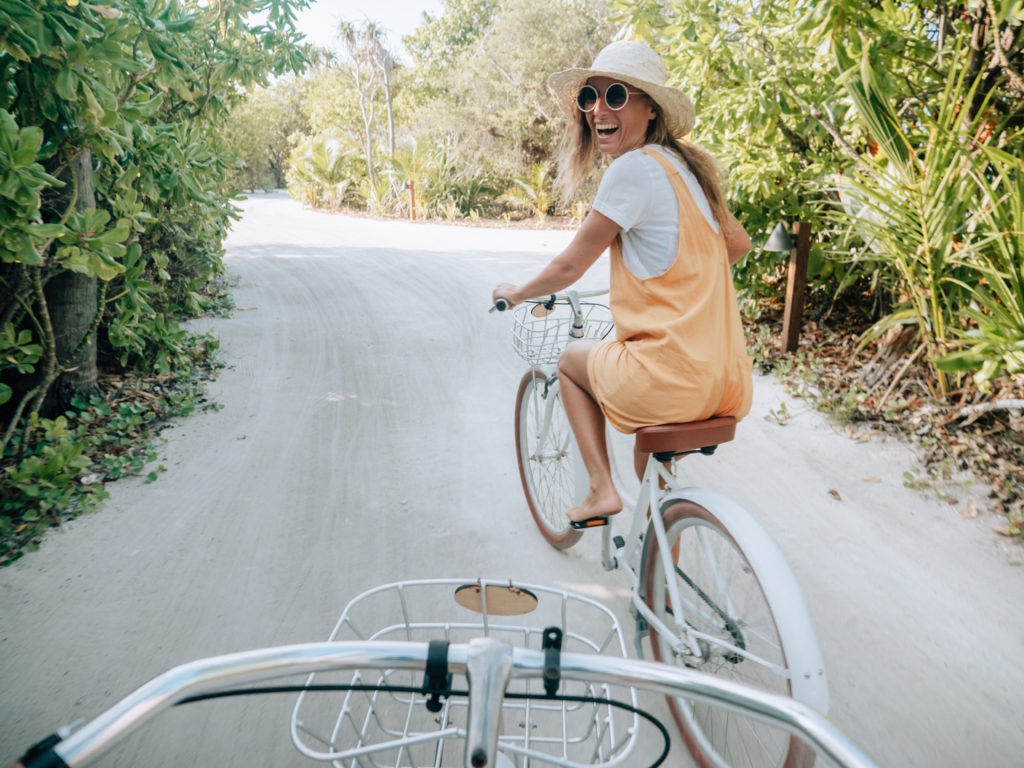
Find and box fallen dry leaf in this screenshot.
[958,501,979,519]
[236,306,258,311]
[862,476,881,483]
[828,489,842,501]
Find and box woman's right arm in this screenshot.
[493,210,620,307]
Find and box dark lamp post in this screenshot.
[765,222,812,353]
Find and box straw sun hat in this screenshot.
[548,40,696,138]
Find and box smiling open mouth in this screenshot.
[596,123,619,137]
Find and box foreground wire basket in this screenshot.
[290,578,642,767]
[511,302,615,366]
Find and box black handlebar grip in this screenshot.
[493,298,510,312]
[15,734,69,768]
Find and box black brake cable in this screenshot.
[178,684,670,767]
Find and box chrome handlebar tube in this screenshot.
[20,639,877,768]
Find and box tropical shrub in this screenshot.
[827,37,1024,394]
[287,136,361,209]
[0,0,309,559]
[500,163,555,222]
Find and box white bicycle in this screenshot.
[496,290,830,768]
[8,578,875,768]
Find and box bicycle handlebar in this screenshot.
[490,289,609,313]
[10,637,878,768]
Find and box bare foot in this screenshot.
[567,488,622,523]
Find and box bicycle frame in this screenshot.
[514,291,828,715]
[525,361,731,661]
[603,460,710,661]
[527,387,829,712]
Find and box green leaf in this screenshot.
[934,349,984,372]
[98,226,129,244]
[27,222,66,239]
[15,235,42,265]
[13,125,43,164]
[55,68,78,101]
[2,39,31,62]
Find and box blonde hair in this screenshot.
[555,95,728,224]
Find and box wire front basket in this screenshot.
[511,302,615,366]
[290,578,642,767]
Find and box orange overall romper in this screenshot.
[587,148,753,434]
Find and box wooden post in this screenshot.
[408,180,417,221]
[781,222,811,353]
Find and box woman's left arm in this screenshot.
[722,211,751,266]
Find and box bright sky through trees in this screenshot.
[294,0,444,59]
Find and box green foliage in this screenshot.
[389,141,500,219]
[359,174,394,216]
[54,207,129,280]
[403,0,501,97]
[827,37,1023,393]
[1,415,96,538]
[0,322,42,405]
[1,0,309,434]
[0,109,65,266]
[935,144,1024,389]
[413,0,614,185]
[0,0,309,555]
[500,163,555,222]
[286,0,614,219]
[287,136,360,208]
[219,80,311,191]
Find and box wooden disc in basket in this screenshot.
[454,582,539,616]
[530,303,554,317]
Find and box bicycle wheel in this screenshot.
[643,495,820,768]
[514,367,582,549]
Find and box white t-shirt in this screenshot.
[591,144,719,279]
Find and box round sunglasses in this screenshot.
[575,82,645,112]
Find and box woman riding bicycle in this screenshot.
[492,41,753,530]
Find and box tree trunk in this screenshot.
[382,54,395,157]
[43,147,101,414]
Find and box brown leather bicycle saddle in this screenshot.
[635,416,737,456]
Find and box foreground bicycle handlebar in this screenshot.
[11,637,878,768]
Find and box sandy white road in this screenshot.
[1,191,1022,767]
